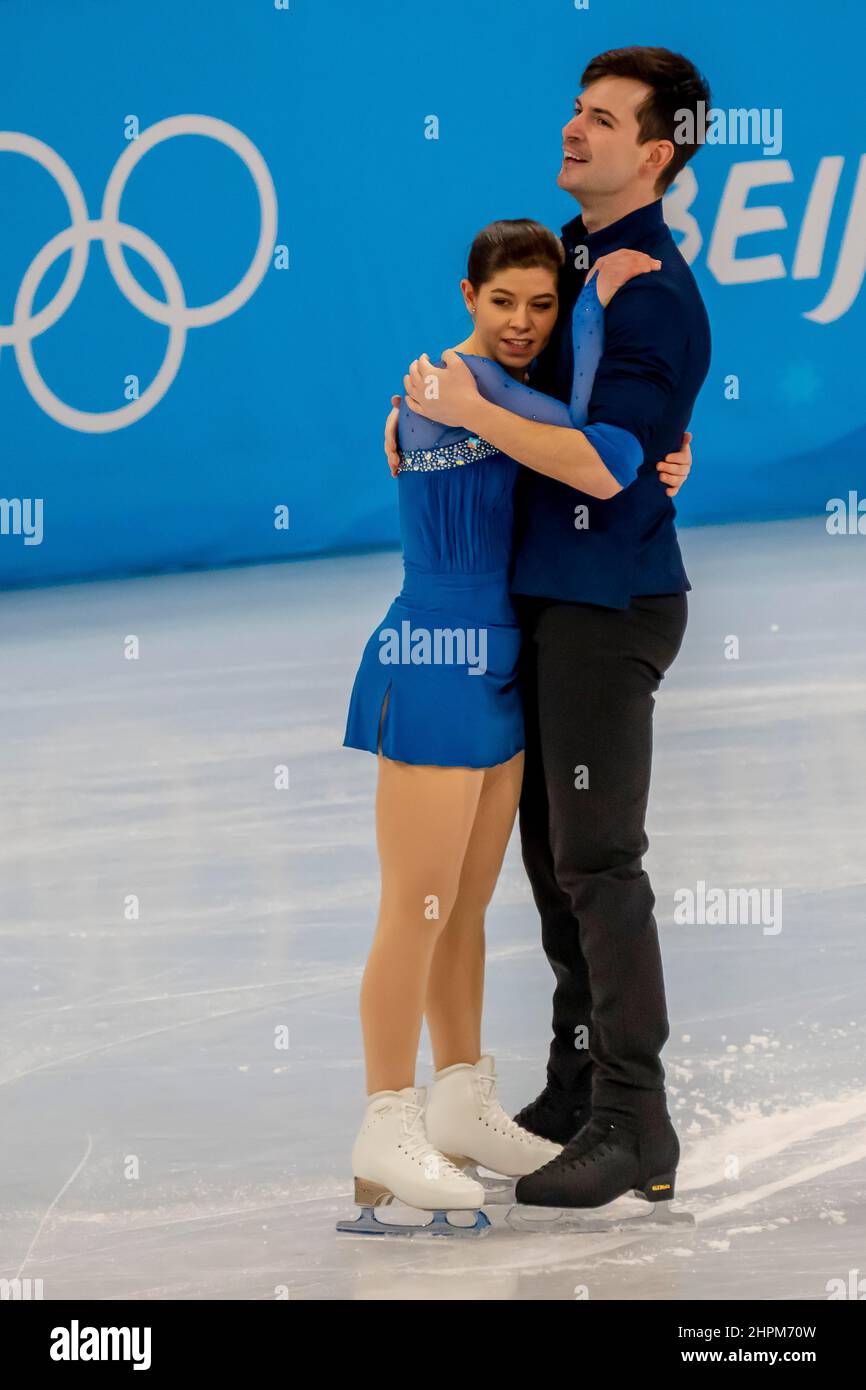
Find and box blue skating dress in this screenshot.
[343,279,606,768]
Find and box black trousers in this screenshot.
[515,592,688,1126]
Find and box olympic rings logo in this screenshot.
[0,115,278,433]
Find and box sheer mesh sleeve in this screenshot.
[397,277,642,488]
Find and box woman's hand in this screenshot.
[656,430,693,497]
[404,349,481,429]
[588,248,661,307]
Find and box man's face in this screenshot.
[558,76,661,201]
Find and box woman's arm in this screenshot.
[452,385,623,497]
[403,250,669,498]
[384,393,694,492]
[403,330,635,500]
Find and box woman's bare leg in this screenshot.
[424,752,524,1071]
[360,755,484,1095]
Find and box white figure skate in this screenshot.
[425,1055,563,1204]
[337,1085,490,1237]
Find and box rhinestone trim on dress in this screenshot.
[396,435,500,473]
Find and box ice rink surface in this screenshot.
[1,516,864,1301]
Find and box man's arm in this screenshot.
[405,277,687,500]
[384,394,401,476]
[453,391,624,498]
[404,349,640,500]
[385,393,694,493]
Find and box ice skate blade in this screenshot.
[336,1205,491,1238]
[461,1163,516,1206]
[505,1202,695,1235]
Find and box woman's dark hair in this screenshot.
[466,219,564,290]
[581,46,712,193]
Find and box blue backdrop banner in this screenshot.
[2,0,864,587]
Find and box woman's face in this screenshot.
[461,265,559,371]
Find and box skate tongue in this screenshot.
[399,1085,427,1106]
[561,1117,612,1161]
[477,1055,496,1077]
[366,1084,428,1106]
[398,1089,429,1139]
[367,1085,426,1112]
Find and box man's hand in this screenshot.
[384,394,401,477]
[656,430,693,497]
[404,350,481,429]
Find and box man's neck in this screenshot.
[577,188,659,235]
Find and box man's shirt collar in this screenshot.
[561,198,665,260]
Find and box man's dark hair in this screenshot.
[581,46,711,194]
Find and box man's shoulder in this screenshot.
[615,236,701,302]
[605,235,709,341]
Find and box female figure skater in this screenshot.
[340,220,673,1235]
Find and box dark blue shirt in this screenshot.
[510,199,711,609]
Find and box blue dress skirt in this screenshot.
[343,280,608,768]
[343,448,524,768]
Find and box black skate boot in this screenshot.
[514,1113,679,1209]
[513,1079,593,1146]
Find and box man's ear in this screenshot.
[646,139,675,185]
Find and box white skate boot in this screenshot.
[336,1085,490,1237]
[425,1055,563,1203]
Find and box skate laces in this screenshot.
[478,1075,537,1146]
[400,1100,464,1177]
[563,1121,615,1169]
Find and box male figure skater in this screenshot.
[389,47,711,1208]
